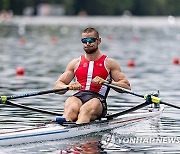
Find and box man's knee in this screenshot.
[63,108,78,121]
[79,105,101,118]
[66,108,78,115]
[79,107,91,116]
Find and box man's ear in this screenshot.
[98,38,101,45]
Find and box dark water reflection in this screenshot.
[0,17,180,153]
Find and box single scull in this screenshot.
[0,104,164,146]
[1,83,179,146]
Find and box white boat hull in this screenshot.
[0,106,164,146]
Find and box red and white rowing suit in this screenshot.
[75,54,111,96]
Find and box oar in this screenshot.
[102,82,180,109]
[105,101,150,119]
[0,87,71,116]
[0,87,70,103]
[5,100,63,116]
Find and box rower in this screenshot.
[54,27,131,124]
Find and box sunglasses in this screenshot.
[81,37,98,44]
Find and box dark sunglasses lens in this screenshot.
[81,38,87,43]
[81,38,97,44]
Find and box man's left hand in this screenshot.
[92,76,108,84]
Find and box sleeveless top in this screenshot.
[74,54,111,96]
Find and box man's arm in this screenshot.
[54,58,79,94]
[108,58,131,91]
[93,58,131,93]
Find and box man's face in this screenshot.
[81,32,101,54]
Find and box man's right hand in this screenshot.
[69,82,82,90]
[54,82,82,95]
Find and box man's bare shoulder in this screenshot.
[66,57,81,70]
[106,57,117,63]
[70,57,80,64]
[106,57,120,68]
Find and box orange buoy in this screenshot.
[16,67,25,76]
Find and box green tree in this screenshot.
[64,0,75,15]
[0,0,10,10]
[1,0,180,16]
[73,0,133,15]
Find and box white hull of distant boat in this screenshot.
[0,106,164,146]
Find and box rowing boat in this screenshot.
[0,104,164,146]
[1,83,179,146]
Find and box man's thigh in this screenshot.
[80,98,103,116]
[64,96,82,110]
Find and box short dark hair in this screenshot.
[83,27,99,38]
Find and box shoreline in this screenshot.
[0,16,180,27]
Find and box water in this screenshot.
[0,16,180,153]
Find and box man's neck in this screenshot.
[85,50,102,61]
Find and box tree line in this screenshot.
[0,0,180,16]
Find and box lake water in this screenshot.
[0,16,180,153]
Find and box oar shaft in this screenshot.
[102,82,144,98]
[103,82,180,110]
[4,87,69,101]
[161,101,180,109]
[106,101,150,119]
[6,101,63,116]
[0,87,69,116]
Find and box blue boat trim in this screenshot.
[0,129,69,141]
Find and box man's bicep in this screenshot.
[109,60,123,81]
[58,70,75,84]
[110,61,129,81]
[111,68,125,82]
[56,62,74,83]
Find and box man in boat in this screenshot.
[54,27,131,124]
